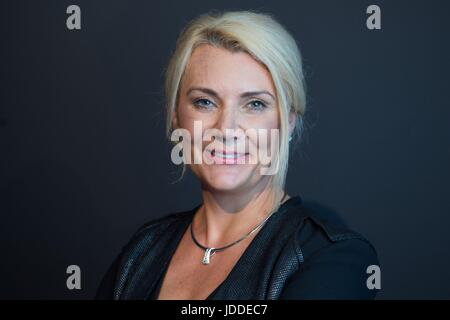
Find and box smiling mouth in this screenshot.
[206,148,251,164]
[211,149,249,159]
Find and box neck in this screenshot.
[193,181,289,248]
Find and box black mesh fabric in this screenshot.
[96,195,378,300]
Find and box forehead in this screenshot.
[182,44,276,94]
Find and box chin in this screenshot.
[202,166,253,192]
[207,179,245,192]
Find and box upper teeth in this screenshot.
[215,152,242,158]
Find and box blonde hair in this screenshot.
[165,10,307,213]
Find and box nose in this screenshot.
[215,104,241,144]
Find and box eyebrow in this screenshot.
[186,87,276,101]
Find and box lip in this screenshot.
[209,148,249,156]
[207,148,250,164]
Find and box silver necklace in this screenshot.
[190,192,288,265]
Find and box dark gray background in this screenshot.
[1,0,449,299]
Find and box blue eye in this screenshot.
[194,98,214,109]
[248,100,267,111]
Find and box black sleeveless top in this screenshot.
[96,195,379,299]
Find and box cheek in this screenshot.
[244,107,279,128]
[176,101,217,133]
[176,103,196,132]
[264,112,281,144]
[244,113,280,145]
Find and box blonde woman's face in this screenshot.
[173,44,280,193]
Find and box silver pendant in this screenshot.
[202,248,215,265]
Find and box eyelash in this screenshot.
[193,98,215,109]
[192,98,268,111]
[248,100,267,111]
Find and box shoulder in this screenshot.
[133,209,194,236]
[293,202,378,259]
[122,207,197,252]
[95,207,197,299]
[280,202,380,299]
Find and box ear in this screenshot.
[288,110,297,137]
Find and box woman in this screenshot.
[96,10,379,300]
